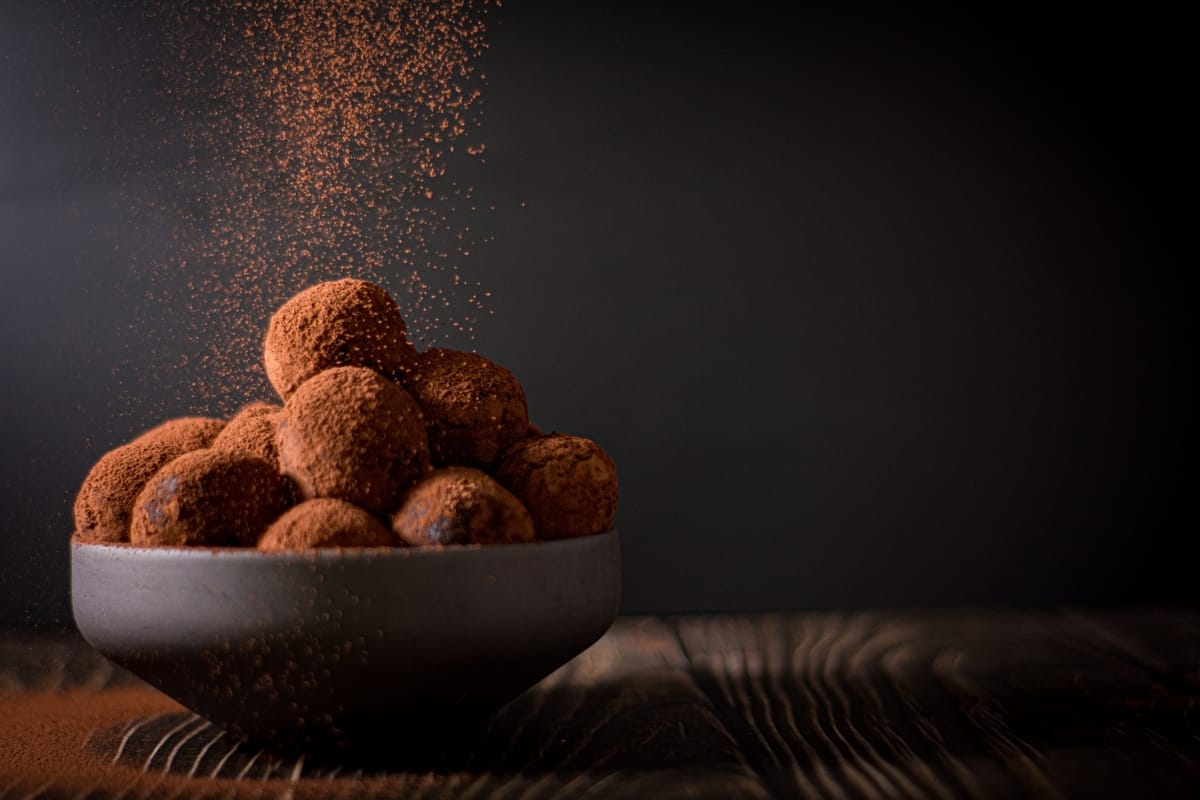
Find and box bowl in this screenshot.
[70,531,619,752]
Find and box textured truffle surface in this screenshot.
[264,278,415,401]
[495,434,619,539]
[258,498,394,551]
[211,402,282,465]
[276,366,430,515]
[132,416,225,454]
[392,466,535,546]
[130,450,291,547]
[72,439,184,544]
[399,348,529,469]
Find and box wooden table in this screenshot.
[2,608,1199,798]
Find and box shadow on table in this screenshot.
[84,671,744,780]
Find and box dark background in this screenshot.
[1,2,1195,625]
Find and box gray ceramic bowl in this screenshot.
[71,532,619,750]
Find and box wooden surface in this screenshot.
[2,608,1200,798]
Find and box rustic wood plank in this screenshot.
[3,611,1200,798]
[673,609,1200,800]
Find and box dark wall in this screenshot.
[1,2,1195,624]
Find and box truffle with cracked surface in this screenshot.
[258,498,395,551]
[264,278,416,401]
[276,366,430,515]
[130,449,291,547]
[72,439,185,544]
[398,348,528,469]
[495,434,618,540]
[211,401,282,465]
[391,466,535,546]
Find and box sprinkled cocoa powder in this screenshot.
[392,466,535,547]
[259,498,395,551]
[72,439,183,544]
[496,434,620,540]
[130,449,292,547]
[127,0,498,411]
[276,366,431,515]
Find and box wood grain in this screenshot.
[2,609,1199,799]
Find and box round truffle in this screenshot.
[392,467,535,547]
[211,401,282,465]
[399,348,529,469]
[132,416,225,453]
[130,450,291,547]
[276,366,430,515]
[73,439,184,544]
[258,498,394,551]
[494,434,619,540]
[264,278,416,401]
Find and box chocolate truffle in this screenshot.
[495,434,619,539]
[132,416,225,453]
[276,366,430,515]
[72,439,184,544]
[392,467,535,547]
[211,401,282,465]
[130,450,291,547]
[399,348,529,469]
[264,278,416,401]
[258,498,395,551]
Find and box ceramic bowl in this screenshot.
[70,532,619,750]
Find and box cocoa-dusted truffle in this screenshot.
[130,450,291,547]
[276,366,430,515]
[264,278,416,401]
[258,498,395,551]
[132,416,225,453]
[399,348,529,469]
[211,401,281,465]
[73,439,184,544]
[392,466,535,547]
[495,434,618,539]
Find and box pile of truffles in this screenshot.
[73,279,619,550]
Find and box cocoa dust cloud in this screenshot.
[73,278,620,550]
[131,0,499,412]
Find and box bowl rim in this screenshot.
[70,528,618,561]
